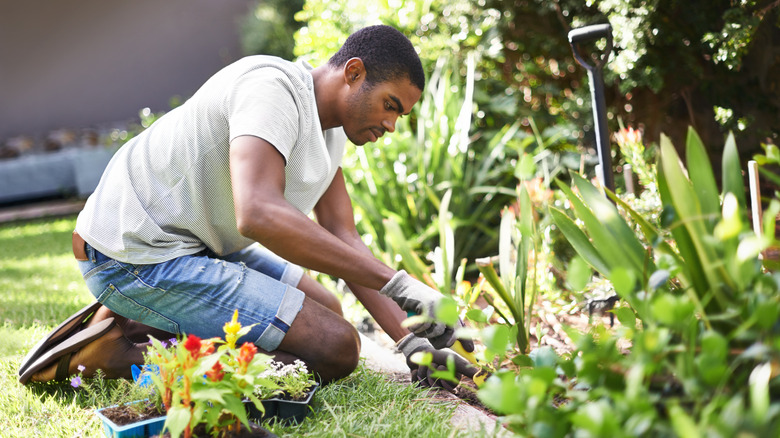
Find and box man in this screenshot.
[18,25,475,388]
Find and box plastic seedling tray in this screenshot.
[246,383,319,424]
[95,401,166,438]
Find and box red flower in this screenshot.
[238,342,257,366]
[206,361,225,382]
[183,334,202,358]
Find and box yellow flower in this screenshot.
[223,309,242,348]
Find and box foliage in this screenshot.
[477,127,780,435]
[474,185,540,355]
[254,359,316,401]
[143,310,277,438]
[239,0,305,60]
[342,55,523,280]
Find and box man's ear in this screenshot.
[344,57,365,85]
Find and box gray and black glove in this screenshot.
[379,270,458,348]
[396,334,477,391]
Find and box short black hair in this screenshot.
[327,25,425,92]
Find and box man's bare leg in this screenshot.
[271,296,360,383]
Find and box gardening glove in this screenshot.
[380,270,459,349]
[397,334,478,391]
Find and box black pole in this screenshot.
[568,23,614,194]
[588,68,614,193]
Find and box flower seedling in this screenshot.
[255,359,316,401]
[143,310,277,438]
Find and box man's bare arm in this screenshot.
[312,167,410,342]
[229,135,395,291]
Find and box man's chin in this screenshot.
[346,133,370,146]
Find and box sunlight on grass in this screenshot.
[0,217,94,328]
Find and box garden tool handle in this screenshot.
[568,23,613,71]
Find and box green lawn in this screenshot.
[0,215,499,437]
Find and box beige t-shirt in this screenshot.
[76,56,346,264]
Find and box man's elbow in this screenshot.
[234,207,275,241]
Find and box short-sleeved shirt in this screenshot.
[76,56,347,264]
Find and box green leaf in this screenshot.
[685,127,720,228]
[722,132,746,207]
[383,218,429,280]
[481,324,512,355]
[614,307,636,328]
[660,135,731,308]
[435,296,459,326]
[668,404,701,438]
[465,308,488,323]
[549,207,610,275]
[610,267,636,298]
[749,363,772,424]
[571,172,649,273]
[498,208,516,296]
[515,153,537,180]
[567,255,592,291]
[166,406,191,438]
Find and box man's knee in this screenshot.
[323,319,360,382]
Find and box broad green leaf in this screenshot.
[660,135,732,308]
[166,406,191,438]
[466,308,488,323]
[668,404,701,438]
[481,324,512,354]
[383,218,429,281]
[614,307,636,328]
[498,208,515,295]
[435,295,460,326]
[657,163,709,297]
[476,258,519,322]
[722,132,746,207]
[571,172,649,273]
[749,363,772,423]
[685,127,720,229]
[556,180,634,272]
[567,255,592,291]
[549,207,610,275]
[436,189,455,294]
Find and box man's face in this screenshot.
[342,78,422,146]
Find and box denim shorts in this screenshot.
[77,243,305,351]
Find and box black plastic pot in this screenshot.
[246,383,319,424]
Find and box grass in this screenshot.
[0,215,497,437]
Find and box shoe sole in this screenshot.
[18,317,116,385]
[17,301,102,377]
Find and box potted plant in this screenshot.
[96,310,279,437]
[247,359,318,423]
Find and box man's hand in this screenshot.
[380,270,463,348]
[397,334,478,391]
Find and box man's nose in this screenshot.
[381,116,397,133]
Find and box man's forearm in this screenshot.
[347,281,409,342]
[240,202,395,291]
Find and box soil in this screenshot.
[370,298,621,418]
[100,402,276,437]
[99,401,164,426]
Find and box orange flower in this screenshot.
[201,340,215,356]
[206,361,225,382]
[237,342,257,372]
